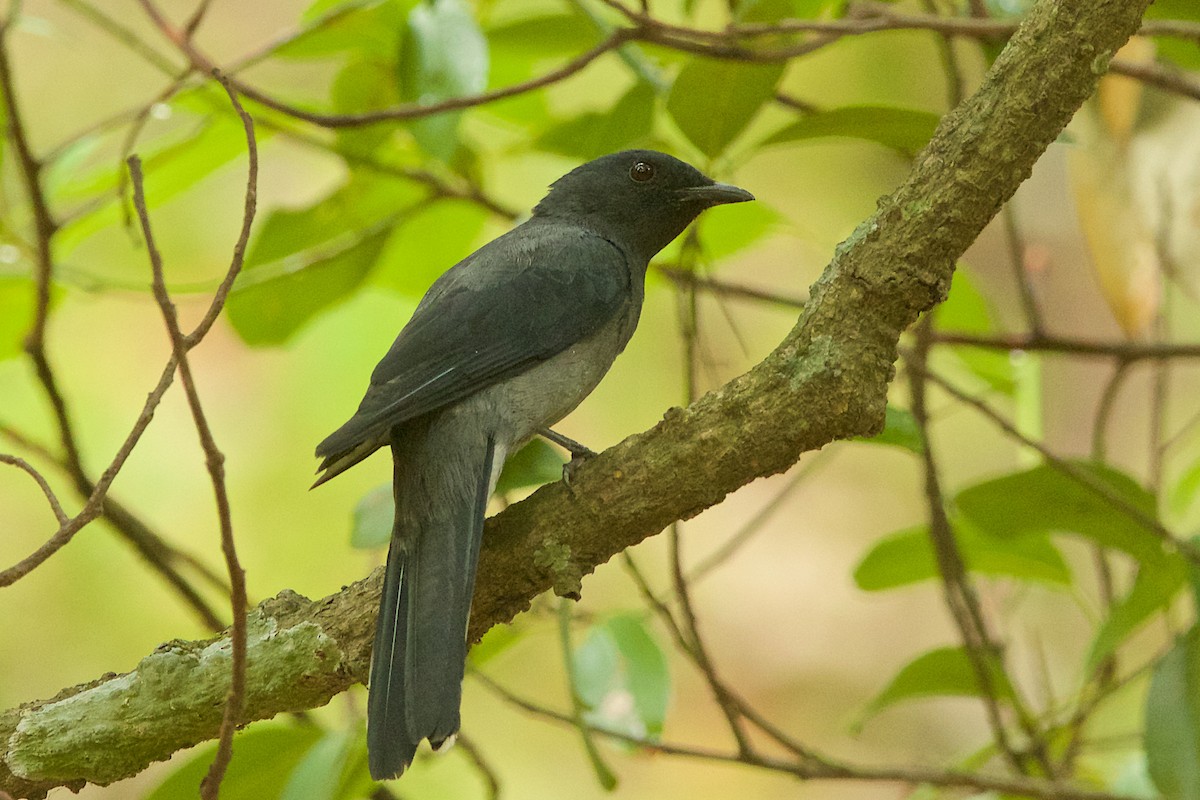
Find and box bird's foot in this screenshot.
[539,427,597,486]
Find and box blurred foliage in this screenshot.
[2,0,1200,799]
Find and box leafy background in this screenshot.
[1,0,1199,798]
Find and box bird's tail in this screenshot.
[366,430,498,781]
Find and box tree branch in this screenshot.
[0,0,1154,796]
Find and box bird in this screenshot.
[313,149,753,780]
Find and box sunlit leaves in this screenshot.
[331,58,400,156]
[487,12,599,83]
[398,0,489,161]
[762,105,940,156]
[53,114,256,255]
[1087,561,1187,673]
[695,198,782,261]
[667,59,783,159]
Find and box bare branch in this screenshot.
[138,0,635,129]
[474,671,1140,800]
[125,69,258,799]
[0,454,67,525]
[907,321,1045,774]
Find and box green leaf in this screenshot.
[1170,455,1200,517]
[495,439,566,495]
[854,522,1070,592]
[469,621,525,666]
[856,405,924,453]
[574,624,621,711]
[398,0,489,162]
[371,199,489,298]
[145,724,324,800]
[937,269,996,336]
[243,175,418,270]
[1087,560,1187,673]
[573,615,671,739]
[935,268,1015,394]
[606,614,670,736]
[350,483,393,549]
[54,114,257,255]
[487,13,599,84]
[1146,627,1200,800]
[331,58,400,156]
[1145,1,1200,70]
[697,199,782,260]
[784,0,847,16]
[667,58,784,158]
[0,276,34,362]
[280,728,358,800]
[227,228,392,345]
[762,106,939,156]
[536,82,657,161]
[955,462,1172,568]
[284,0,410,60]
[857,646,1015,729]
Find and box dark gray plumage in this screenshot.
[314,150,753,780]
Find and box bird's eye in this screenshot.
[629,161,655,183]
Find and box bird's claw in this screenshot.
[561,448,596,487]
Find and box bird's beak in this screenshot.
[680,182,755,206]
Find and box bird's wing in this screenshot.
[314,224,628,469]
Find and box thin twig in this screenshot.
[557,598,618,788]
[919,0,966,108]
[474,671,1141,800]
[54,0,180,74]
[907,320,1030,774]
[0,454,68,525]
[0,18,71,466]
[138,0,634,128]
[0,21,225,628]
[182,0,215,40]
[689,453,830,582]
[672,233,755,757]
[454,733,502,800]
[1108,58,1200,103]
[931,332,1200,359]
[920,364,1200,564]
[1092,361,1133,463]
[126,71,257,798]
[1002,204,1044,336]
[657,265,807,309]
[0,421,230,625]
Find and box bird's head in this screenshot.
[532,150,754,263]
